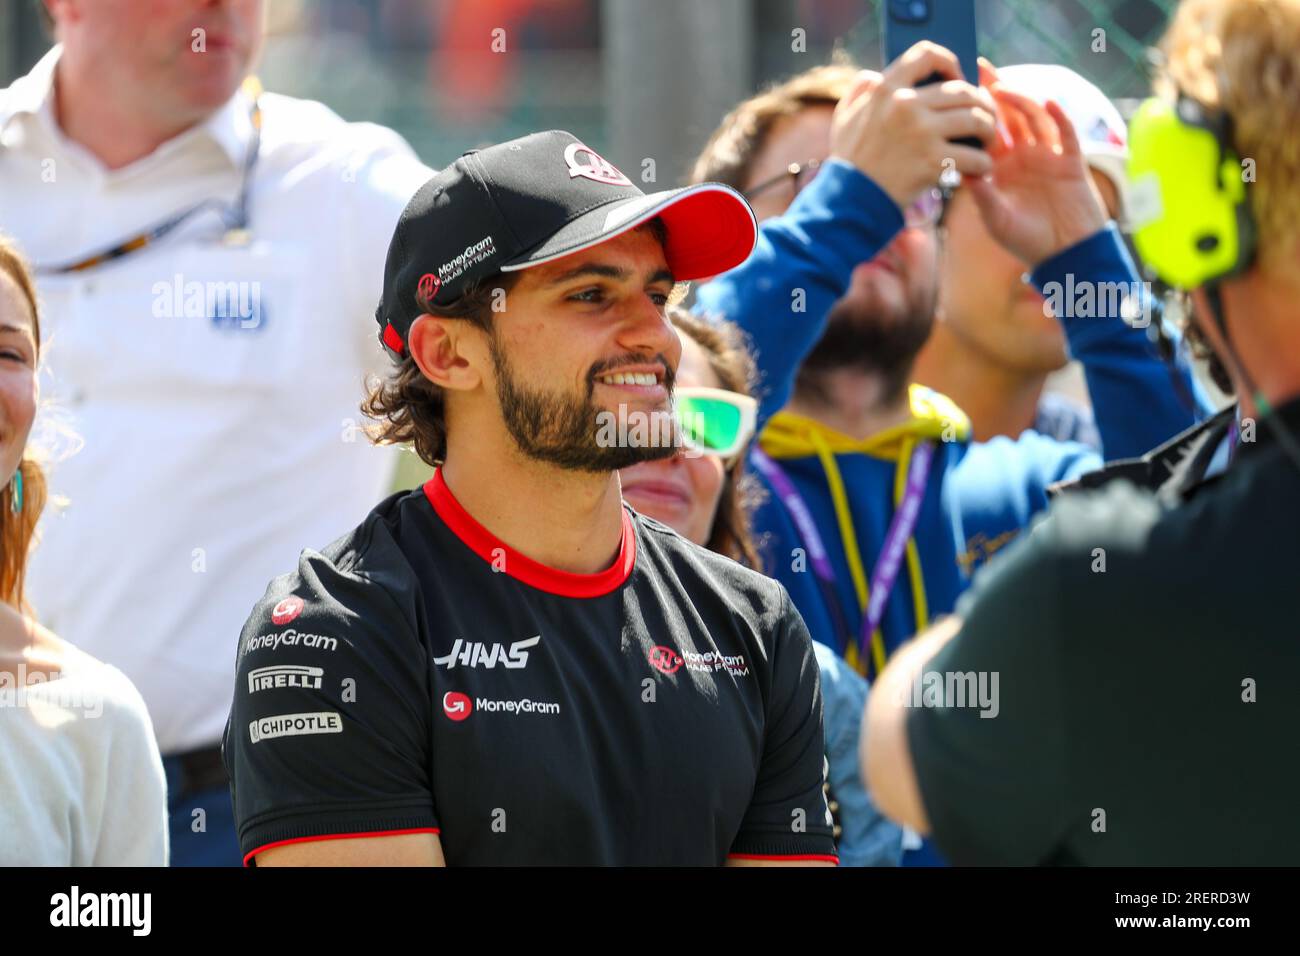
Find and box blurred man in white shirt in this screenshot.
[0,0,433,864]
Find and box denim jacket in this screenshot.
[815,642,902,866]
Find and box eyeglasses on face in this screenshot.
[743,159,944,229]
[742,158,826,203]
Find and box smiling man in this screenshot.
[222,130,837,866]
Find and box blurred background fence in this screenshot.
[5,0,1180,182]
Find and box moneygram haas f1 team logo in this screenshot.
[648,645,684,675]
[417,272,441,305]
[649,644,750,678]
[564,142,632,186]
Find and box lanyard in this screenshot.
[751,448,858,650]
[752,441,935,674]
[36,78,263,275]
[857,440,934,664]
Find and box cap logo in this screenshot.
[417,272,442,304]
[1090,117,1126,148]
[564,142,632,187]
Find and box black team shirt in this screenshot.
[222,469,836,866]
[907,399,1300,864]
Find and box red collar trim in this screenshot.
[423,468,636,598]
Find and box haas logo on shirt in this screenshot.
[433,635,541,670]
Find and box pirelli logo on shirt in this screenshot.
[249,711,342,743]
[248,664,324,694]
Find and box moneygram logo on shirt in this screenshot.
[436,235,497,285]
[271,596,304,625]
[440,691,560,720]
[434,635,540,670]
[245,629,338,653]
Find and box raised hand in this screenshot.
[964,64,1109,268]
[831,41,998,210]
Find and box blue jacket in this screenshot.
[694,159,1200,864]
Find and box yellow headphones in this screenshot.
[1126,93,1256,290]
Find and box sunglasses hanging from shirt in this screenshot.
[35,76,264,276]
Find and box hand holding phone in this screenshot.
[829,45,996,209]
[964,88,1109,267]
[884,0,983,148]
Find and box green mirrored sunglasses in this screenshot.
[673,386,758,463]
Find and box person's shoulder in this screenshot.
[631,508,792,616]
[954,423,1099,498]
[0,47,54,126]
[242,489,427,645]
[998,476,1164,582]
[14,632,159,752]
[257,90,431,176]
[984,426,1095,466]
[1038,477,1164,553]
[66,656,158,742]
[1034,391,1099,442]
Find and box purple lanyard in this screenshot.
[750,448,838,580]
[859,441,934,659]
[751,443,935,663]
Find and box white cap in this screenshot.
[996,63,1130,224]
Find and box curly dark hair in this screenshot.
[362,272,520,466]
[666,307,767,571]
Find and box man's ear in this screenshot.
[407,315,485,393]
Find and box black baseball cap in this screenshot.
[377,129,758,356]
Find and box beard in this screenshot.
[490,333,679,473]
[795,269,938,406]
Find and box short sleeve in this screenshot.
[222,548,437,865]
[91,666,169,866]
[905,526,1070,865]
[729,587,839,863]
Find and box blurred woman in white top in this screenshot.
[0,234,167,865]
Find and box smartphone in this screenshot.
[883,0,983,148]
